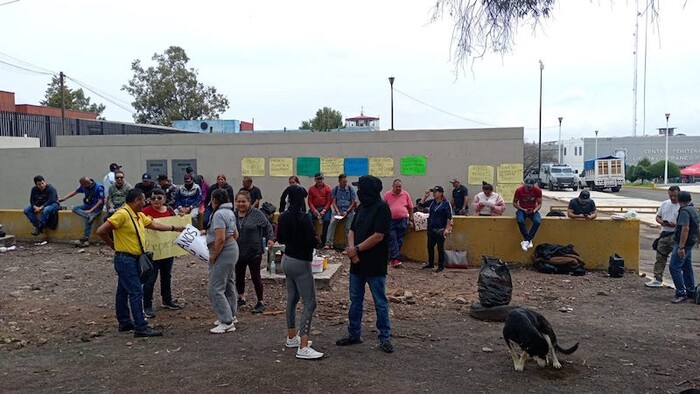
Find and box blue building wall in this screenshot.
[172,119,241,133]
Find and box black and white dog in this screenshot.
[502,308,579,371]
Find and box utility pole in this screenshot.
[59,71,66,135]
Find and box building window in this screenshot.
[564,147,567,156]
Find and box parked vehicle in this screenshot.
[579,156,625,192]
[539,163,578,191]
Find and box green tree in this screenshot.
[41,76,106,119]
[637,157,652,168]
[634,165,652,184]
[626,165,638,182]
[299,107,344,131]
[122,46,229,127]
[648,160,680,180]
[523,142,555,173]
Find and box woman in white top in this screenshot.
[471,182,506,216]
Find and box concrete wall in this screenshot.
[0,128,523,209]
[0,210,639,272]
[583,135,700,166]
[0,136,40,148]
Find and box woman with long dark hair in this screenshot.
[205,188,239,334]
[278,185,323,359]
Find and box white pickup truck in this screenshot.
[579,156,625,192]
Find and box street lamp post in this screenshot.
[664,112,670,184]
[538,60,544,175]
[594,130,599,158]
[557,116,563,163]
[388,77,395,131]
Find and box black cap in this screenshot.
[524,178,536,186]
[142,173,152,180]
[109,163,120,171]
[579,190,590,200]
[314,172,324,179]
[678,191,692,203]
[432,185,445,193]
[185,167,194,173]
[157,174,169,181]
[352,175,383,192]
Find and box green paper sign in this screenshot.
[400,156,427,176]
[297,157,321,176]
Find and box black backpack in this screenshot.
[608,254,624,278]
[261,202,277,216]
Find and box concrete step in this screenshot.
[261,263,344,290]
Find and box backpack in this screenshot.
[261,202,277,216]
[608,254,624,278]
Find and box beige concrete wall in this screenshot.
[0,128,522,209]
[0,136,40,149]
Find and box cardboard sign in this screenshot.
[144,215,191,260]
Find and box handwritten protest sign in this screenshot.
[497,163,524,184]
[468,165,494,184]
[369,157,394,177]
[496,183,519,202]
[320,157,344,177]
[241,157,266,177]
[144,215,191,260]
[400,156,427,176]
[269,157,293,177]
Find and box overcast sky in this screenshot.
[1,1,697,142]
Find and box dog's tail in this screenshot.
[555,342,579,355]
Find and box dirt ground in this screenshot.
[1,225,699,394]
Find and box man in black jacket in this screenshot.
[338,175,394,353]
[24,175,60,236]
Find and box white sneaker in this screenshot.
[520,241,528,251]
[213,316,238,326]
[286,335,313,348]
[645,279,663,288]
[210,322,236,334]
[527,241,534,249]
[296,346,324,360]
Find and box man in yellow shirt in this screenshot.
[96,189,185,337]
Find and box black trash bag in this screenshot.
[477,256,513,307]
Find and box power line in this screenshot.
[0,58,53,75]
[65,75,133,109]
[393,87,500,127]
[66,76,134,114]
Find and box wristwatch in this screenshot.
[355,245,360,253]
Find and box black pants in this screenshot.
[427,229,446,268]
[235,254,264,302]
[142,257,174,307]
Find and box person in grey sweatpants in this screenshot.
[278,185,324,359]
[206,189,240,334]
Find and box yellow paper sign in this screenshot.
[497,163,524,184]
[320,157,344,177]
[269,157,293,177]
[241,157,266,177]
[468,165,494,184]
[496,183,520,203]
[144,215,191,260]
[369,157,394,177]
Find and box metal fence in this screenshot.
[0,111,189,147]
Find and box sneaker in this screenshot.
[421,264,435,270]
[527,241,534,249]
[520,241,528,252]
[296,346,324,360]
[118,324,134,332]
[31,226,42,236]
[336,335,362,346]
[252,301,266,314]
[213,316,238,326]
[144,306,156,318]
[210,322,236,334]
[436,266,444,273]
[390,259,403,268]
[286,335,313,348]
[134,327,163,337]
[237,298,247,307]
[162,301,182,310]
[324,243,332,249]
[645,279,664,288]
[671,296,688,304]
[379,340,395,353]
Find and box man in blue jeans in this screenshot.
[669,191,698,304]
[59,176,105,247]
[325,173,357,249]
[513,178,543,251]
[339,175,394,353]
[24,175,60,236]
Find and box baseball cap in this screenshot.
[157,174,169,181]
[678,191,692,203]
[432,185,445,193]
[184,174,193,182]
[314,172,324,179]
[579,190,590,200]
[185,167,194,173]
[109,163,121,172]
[449,178,459,184]
[142,173,152,180]
[524,178,536,186]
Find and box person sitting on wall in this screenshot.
[105,170,132,221]
[513,178,542,252]
[175,174,202,228]
[567,190,597,220]
[157,174,178,209]
[307,173,332,247]
[134,173,156,205]
[240,176,263,208]
[471,181,506,216]
[24,175,60,236]
[449,178,469,215]
[59,176,105,247]
[325,173,357,250]
[103,163,121,188]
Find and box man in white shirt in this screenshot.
[646,186,680,287]
[103,163,121,187]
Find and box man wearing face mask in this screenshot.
[339,175,394,354]
[176,174,202,228]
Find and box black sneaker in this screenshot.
[336,335,363,346]
[436,266,444,273]
[252,301,266,314]
[379,340,395,353]
[118,324,134,332]
[134,327,163,337]
[144,306,156,318]
[77,238,89,247]
[31,226,42,236]
[421,264,435,270]
[237,298,247,307]
[162,301,182,310]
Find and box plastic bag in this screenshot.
[477,256,512,307]
[444,250,468,269]
[175,224,210,262]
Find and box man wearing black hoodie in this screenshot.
[337,175,394,353]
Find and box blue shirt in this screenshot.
[332,185,356,212]
[76,181,105,210]
[427,199,452,229]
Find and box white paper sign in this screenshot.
[175,224,209,262]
